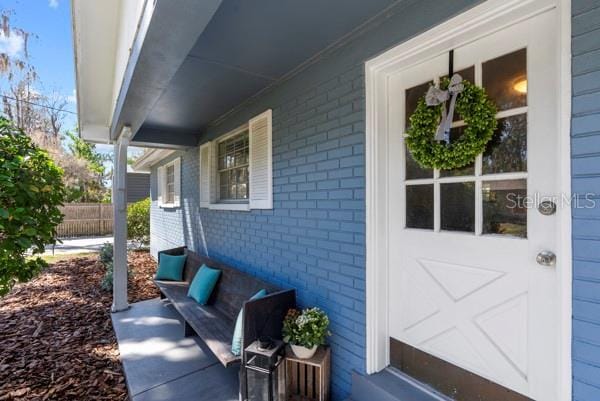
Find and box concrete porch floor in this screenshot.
[111,298,239,401]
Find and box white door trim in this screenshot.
[364,1,572,400]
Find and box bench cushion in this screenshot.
[155,280,240,366]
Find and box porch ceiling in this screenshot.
[129,0,396,146]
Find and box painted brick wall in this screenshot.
[572,1,600,400]
[149,1,483,399]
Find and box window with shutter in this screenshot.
[159,158,181,208]
[198,109,272,211]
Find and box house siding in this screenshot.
[572,1,600,400]
[146,1,600,400]
[126,172,150,203]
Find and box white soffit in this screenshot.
[72,0,119,143]
[72,0,144,144]
[131,149,176,173]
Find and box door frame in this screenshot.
[364,0,572,400]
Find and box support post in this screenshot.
[111,126,132,313]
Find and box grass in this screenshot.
[29,252,99,264]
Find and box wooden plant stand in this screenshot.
[285,346,330,401]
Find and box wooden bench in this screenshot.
[154,246,296,367]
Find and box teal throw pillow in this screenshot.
[231,289,267,356]
[187,264,221,305]
[155,253,187,281]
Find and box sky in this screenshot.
[0,0,143,159]
[0,0,78,128]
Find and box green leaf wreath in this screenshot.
[405,78,498,170]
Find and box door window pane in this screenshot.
[405,81,434,179]
[482,180,527,238]
[406,148,433,180]
[440,126,475,177]
[441,182,475,232]
[482,114,527,174]
[406,185,434,229]
[405,81,432,126]
[483,49,527,111]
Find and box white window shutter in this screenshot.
[157,166,165,207]
[249,109,273,209]
[199,144,211,208]
[173,157,181,208]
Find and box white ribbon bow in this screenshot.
[425,73,464,143]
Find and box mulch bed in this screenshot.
[0,250,159,400]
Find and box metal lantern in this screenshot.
[243,339,286,401]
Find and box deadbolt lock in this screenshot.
[538,200,557,216]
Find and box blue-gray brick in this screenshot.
[572,1,600,399]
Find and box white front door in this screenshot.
[387,10,560,400]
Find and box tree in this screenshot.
[0,11,43,135]
[1,71,44,134]
[66,130,107,174]
[64,130,111,202]
[0,118,65,295]
[41,90,69,137]
[127,198,150,247]
[0,11,111,204]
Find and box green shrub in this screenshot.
[100,261,114,291]
[99,255,133,291]
[99,242,113,266]
[127,197,150,246]
[0,119,65,296]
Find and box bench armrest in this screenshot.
[157,246,187,262]
[242,289,296,359]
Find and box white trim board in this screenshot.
[364,1,571,400]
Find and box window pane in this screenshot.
[483,49,527,111]
[217,131,250,201]
[440,126,475,177]
[219,171,229,200]
[441,182,475,232]
[405,81,431,126]
[237,168,248,199]
[219,143,226,169]
[482,180,527,238]
[405,81,433,180]
[406,148,433,180]
[482,114,527,175]
[229,170,237,199]
[166,165,174,185]
[406,185,434,229]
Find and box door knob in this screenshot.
[536,251,556,267]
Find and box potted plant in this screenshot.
[283,307,331,359]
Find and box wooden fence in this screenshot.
[56,203,113,238]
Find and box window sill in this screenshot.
[207,203,250,211]
[159,203,179,209]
